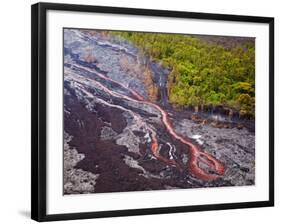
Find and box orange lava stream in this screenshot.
[74,64,225,181]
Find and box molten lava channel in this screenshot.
[73,64,225,181]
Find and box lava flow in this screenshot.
[72,64,225,181]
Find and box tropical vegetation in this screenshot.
[112,31,255,117]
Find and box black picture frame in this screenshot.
[31,2,274,222]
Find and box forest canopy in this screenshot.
[111,31,255,117]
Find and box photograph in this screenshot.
[63,28,256,194]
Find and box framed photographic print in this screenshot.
[31,2,274,222]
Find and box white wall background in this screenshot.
[0,0,279,223]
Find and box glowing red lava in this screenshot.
[75,64,225,181]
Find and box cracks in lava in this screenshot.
[66,63,225,182]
